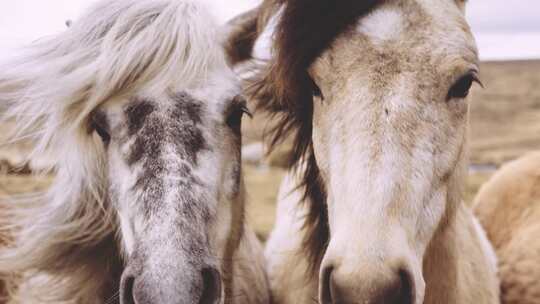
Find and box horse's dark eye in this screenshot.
[310,77,323,100]
[90,111,111,144]
[226,104,251,133]
[95,124,111,144]
[447,72,481,100]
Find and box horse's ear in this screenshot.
[454,0,467,12]
[222,0,282,67]
[222,6,261,67]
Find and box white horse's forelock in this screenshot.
[0,0,225,302]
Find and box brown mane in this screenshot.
[236,0,383,275]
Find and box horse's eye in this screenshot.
[310,77,324,100]
[447,71,482,100]
[226,103,252,132]
[95,124,111,144]
[90,111,111,144]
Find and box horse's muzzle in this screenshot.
[120,265,222,304]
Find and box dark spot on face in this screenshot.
[125,99,156,136]
[385,108,389,115]
[176,163,204,192]
[124,93,211,221]
[170,92,209,164]
[127,123,163,166]
[117,91,248,300]
[171,92,203,123]
[123,98,165,218]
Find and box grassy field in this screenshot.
[1,60,540,240]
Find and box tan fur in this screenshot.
[264,172,318,304]
[222,181,271,304]
[228,0,501,303]
[474,152,540,304]
[422,205,500,303]
[267,177,500,304]
[228,226,272,304]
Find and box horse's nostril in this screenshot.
[370,267,415,304]
[200,267,222,304]
[321,264,416,304]
[397,268,415,304]
[120,275,136,304]
[320,266,335,304]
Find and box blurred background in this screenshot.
[1,0,539,239]
[1,1,539,60]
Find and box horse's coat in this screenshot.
[0,0,270,303]
[356,6,404,43]
[474,152,540,304]
[226,0,500,303]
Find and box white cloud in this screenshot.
[0,0,261,59]
[476,33,540,61]
[466,0,540,60]
[202,0,259,24]
[0,0,539,61]
[0,0,92,41]
[467,0,540,33]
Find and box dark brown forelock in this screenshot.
[249,0,383,276]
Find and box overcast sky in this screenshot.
[0,0,539,61]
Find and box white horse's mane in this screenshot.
[0,0,224,302]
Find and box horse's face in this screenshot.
[309,1,478,303]
[90,68,246,304]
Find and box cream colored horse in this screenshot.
[0,0,269,303]
[474,152,540,304]
[226,0,500,303]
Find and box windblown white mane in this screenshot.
[0,0,226,302]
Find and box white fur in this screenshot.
[356,6,404,43]
[472,215,499,274]
[0,0,235,302]
[253,6,283,60]
[264,170,318,303]
[261,1,499,303]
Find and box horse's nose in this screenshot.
[120,266,222,304]
[199,267,222,304]
[120,274,136,304]
[320,263,414,304]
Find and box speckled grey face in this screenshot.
[89,84,248,303]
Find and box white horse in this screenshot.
[0,0,269,303]
[226,0,500,303]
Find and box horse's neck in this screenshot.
[223,195,270,304]
[423,204,500,304]
[232,224,270,303]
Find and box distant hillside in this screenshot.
[469,60,540,164]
